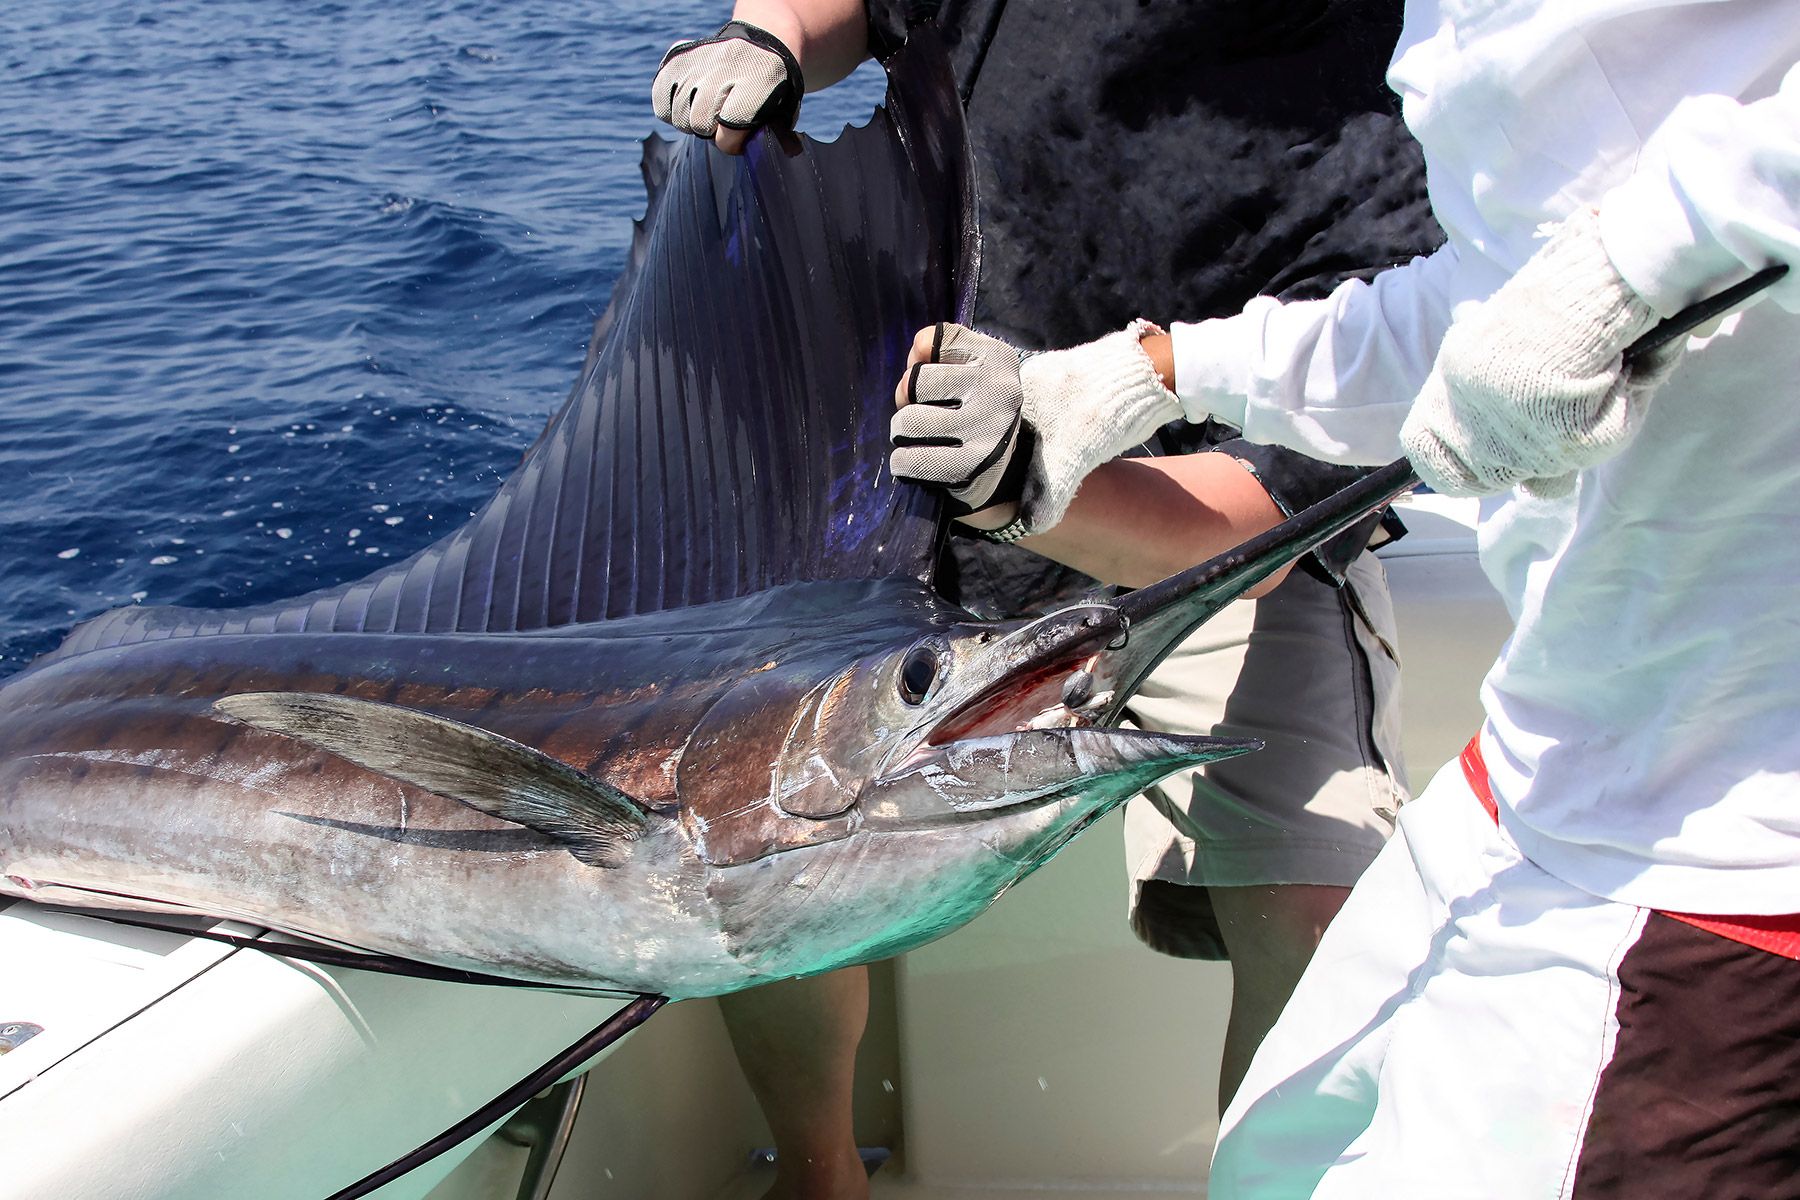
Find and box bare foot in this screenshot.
[758,1146,871,1200]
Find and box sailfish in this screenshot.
[0,33,1411,1001]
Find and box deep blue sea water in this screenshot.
[0,0,886,674]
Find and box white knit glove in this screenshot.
[890,321,1182,532]
[1401,210,1680,499]
[651,21,803,139]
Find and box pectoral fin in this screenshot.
[216,692,647,868]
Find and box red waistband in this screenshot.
[1459,736,1800,961]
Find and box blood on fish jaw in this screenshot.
[925,649,1115,745]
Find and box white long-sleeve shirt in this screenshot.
[1170,0,1800,915]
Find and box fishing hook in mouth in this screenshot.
[1060,668,1094,710]
[1026,652,1114,732]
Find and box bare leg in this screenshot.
[719,965,871,1200]
[1210,883,1352,1110]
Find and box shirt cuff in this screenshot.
[1168,304,1279,431]
[1596,93,1770,319]
[1599,172,1716,320]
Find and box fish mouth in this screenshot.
[863,726,1258,828]
[912,603,1128,754]
[873,602,1258,827]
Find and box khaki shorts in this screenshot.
[1123,550,1407,960]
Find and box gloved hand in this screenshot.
[890,320,1182,535]
[651,21,804,151]
[1401,209,1680,499]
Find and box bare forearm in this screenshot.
[897,319,1289,590]
[1019,453,1293,596]
[731,0,870,90]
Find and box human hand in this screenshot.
[890,321,1182,537]
[890,324,1032,520]
[651,21,804,155]
[1401,210,1674,499]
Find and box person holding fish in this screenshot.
[888,3,1800,1196]
[654,1,1435,1195]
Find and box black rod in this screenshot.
[1622,264,1788,367]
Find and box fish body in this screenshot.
[0,577,1247,996]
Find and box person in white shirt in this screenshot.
[893,1,1800,1191]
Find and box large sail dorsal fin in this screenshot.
[53,32,975,660]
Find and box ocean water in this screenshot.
[0,0,886,674]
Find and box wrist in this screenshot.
[1165,313,1263,430]
[1072,320,1180,428]
[1138,330,1176,393]
[956,501,1021,532]
[731,0,869,90]
[1013,321,1183,536]
[731,2,806,61]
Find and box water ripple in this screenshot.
[0,0,887,673]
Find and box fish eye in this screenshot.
[898,644,941,705]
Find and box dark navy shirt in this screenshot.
[863,0,1441,606]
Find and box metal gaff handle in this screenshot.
[1621,264,1789,369]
